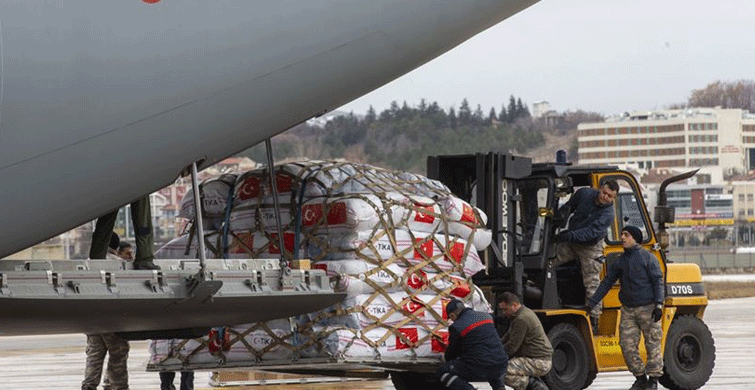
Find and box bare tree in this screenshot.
[688,80,755,111]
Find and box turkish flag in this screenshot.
[413,238,434,259]
[396,328,418,350]
[402,297,426,317]
[432,331,449,353]
[302,204,324,226]
[413,204,435,224]
[238,176,262,200]
[268,232,295,254]
[406,269,427,289]
[445,241,465,264]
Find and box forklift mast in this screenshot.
[427,153,533,298]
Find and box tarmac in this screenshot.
[0,295,752,389]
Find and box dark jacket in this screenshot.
[445,308,508,368]
[589,245,664,308]
[501,306,553,359]
[560,187,614,245]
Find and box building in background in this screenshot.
[578,108,755,248]
[578,108,755,180]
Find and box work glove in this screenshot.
[651,304,663,322]
[554,231,570,243]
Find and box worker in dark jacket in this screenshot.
[436,299,508,390]
[552,180,619,332]
[587,225,664,390]
[498,292,552,390]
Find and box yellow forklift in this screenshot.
[426,152,715,390]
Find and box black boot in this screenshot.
[628,375,647,390]
[645,376,658,390]
[525,377,549,390]
[134,259,160,270]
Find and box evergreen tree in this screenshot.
[365,105,377,124]
[498,104,507,122]
[458,99,471,125]
[507,95,517,123]
[474,104,485,126]
[516,98,530,119]
[389,101,400,118]
[419,98,428,113]
[448,107,457,130]
[400,101,412,120]
[488,107,497,125]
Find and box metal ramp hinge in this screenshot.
[244,270,270,292]
[47,271,65,294]
[145,271,166,293]
[100,270,119,294]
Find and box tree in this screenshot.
[507,95,517,123]
[365,105,377,124]
[688,80,755,112]
[448,107,457,130]
[419,98,428,113]
[473,104,485,126]
[516,98,530,119]
[498,104,507,123]
[488,107,497,125]
[458,99,471,124]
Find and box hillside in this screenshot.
[239,98,589,172]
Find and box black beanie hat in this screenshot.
[622,225,643,243]
[446,299,465,316]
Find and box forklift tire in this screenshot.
[659,315,715,390]
[390,371,445,390]
[544,323,591,390]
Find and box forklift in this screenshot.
[425,152,715,390]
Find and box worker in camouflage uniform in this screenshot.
[90,195,159,270]
[552,179,618,334]
[82,333,130,390]
[82,234,131,390]
[587,225,664,390]
[498,292,552,390]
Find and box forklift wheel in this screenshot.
[544,323,591,390]
[660,315,715,390]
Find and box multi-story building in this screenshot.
[578,108,755,179]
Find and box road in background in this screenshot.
[0,297,752,389]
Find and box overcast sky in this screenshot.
[338,0,755,117]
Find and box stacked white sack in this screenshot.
[150,160,494,367]
[178,174,237,231]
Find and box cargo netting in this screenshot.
[151,160,493,368]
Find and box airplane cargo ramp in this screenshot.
[0,259,345,337]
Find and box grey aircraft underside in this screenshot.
[0,0,539,336]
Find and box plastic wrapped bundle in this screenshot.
[150,160,495,369]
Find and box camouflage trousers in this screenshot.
[554,241,605,317]
[620,304,663,377]
[504,357,552,390]
[82,333,130,390]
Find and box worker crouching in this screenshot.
[436,299,509,390]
